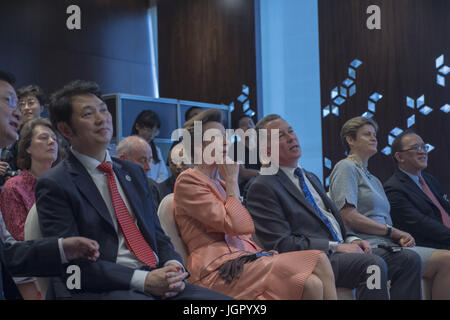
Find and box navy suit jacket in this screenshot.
[246,168,353,253]
[0,237,61,299]
[35,151,182,297]
[384,168,450,250]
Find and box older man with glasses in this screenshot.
[385,130,450,250]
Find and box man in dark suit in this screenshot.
[384,130,450,250]
[36,80,229,299]
[246,114,422,300]
[0,70,100,299]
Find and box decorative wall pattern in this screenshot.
[319,0,450,194]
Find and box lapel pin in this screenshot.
[125,175,132,182]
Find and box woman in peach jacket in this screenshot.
[173,109,337,300]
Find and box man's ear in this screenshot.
[57,122,74,141]
[394,152,402,163]
[118,154,126,160]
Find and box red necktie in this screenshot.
[97,162,157,267]
[419,177,450,228]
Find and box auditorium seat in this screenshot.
[24,204,49,299]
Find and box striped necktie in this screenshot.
[294,168,342,242]
[97,162,157,268]
[419,177,450,228]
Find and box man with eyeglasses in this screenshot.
[384,130,450,250]
[0,85,46,185]
[17,85,46,124]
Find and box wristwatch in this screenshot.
[385,224,392,237]
[328,241,339,253]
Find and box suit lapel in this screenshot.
[113,162,145,222]
[396,169,436,208]
[276,170,325,224]
[66,152,115,229]
[304,171,332,209]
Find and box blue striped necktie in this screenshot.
[294,168,342,242]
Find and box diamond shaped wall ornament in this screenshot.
[407,114,415,128]
[333,96,346,106]
[350,59,363,69]
[362,111,374,118]
[348,67,356,79]
[323,106,331,118]
[426,143,435,152]
[439,65,450,76]
[237,94,248,103]
[419,106,433,115]
[390,127,403,137]
[436,55,444,69]
[437,74,446,87]
[388,135,395,146]
[324,158,332,170]
[242,85,249,95]
[406,96,415,109]
[381,146,392,156]
[229,101,235,112]
[245,109,255,117]
[417,95,425,109]
[368,101,376,112]
[325,176,330,187]
[332,106,339,116]
[441,104,450,113]
[342,78,354,88]
[348,84,356,96]
[331,87,339,99]
[339,86,348,98]
[369,92,383,102]
[243,101,250,112]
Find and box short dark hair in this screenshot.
[131,110,161,135]
[17,118,64,170]
[17,85,47,106]
[0,70,16,85]
[131,110,162,163]
[391,129,417,162]
[48,80,102,130]
[185,106,202,122]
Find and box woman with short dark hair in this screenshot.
[131,110,168,183]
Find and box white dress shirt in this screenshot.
[280,165,360,245]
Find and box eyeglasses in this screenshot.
[399,144,429,153]
[2,95,18,110]
[18,98,38,109]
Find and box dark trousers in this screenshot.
[330,247,422,300]
[69,283,233,300]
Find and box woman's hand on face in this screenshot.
[218,158,240,182]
